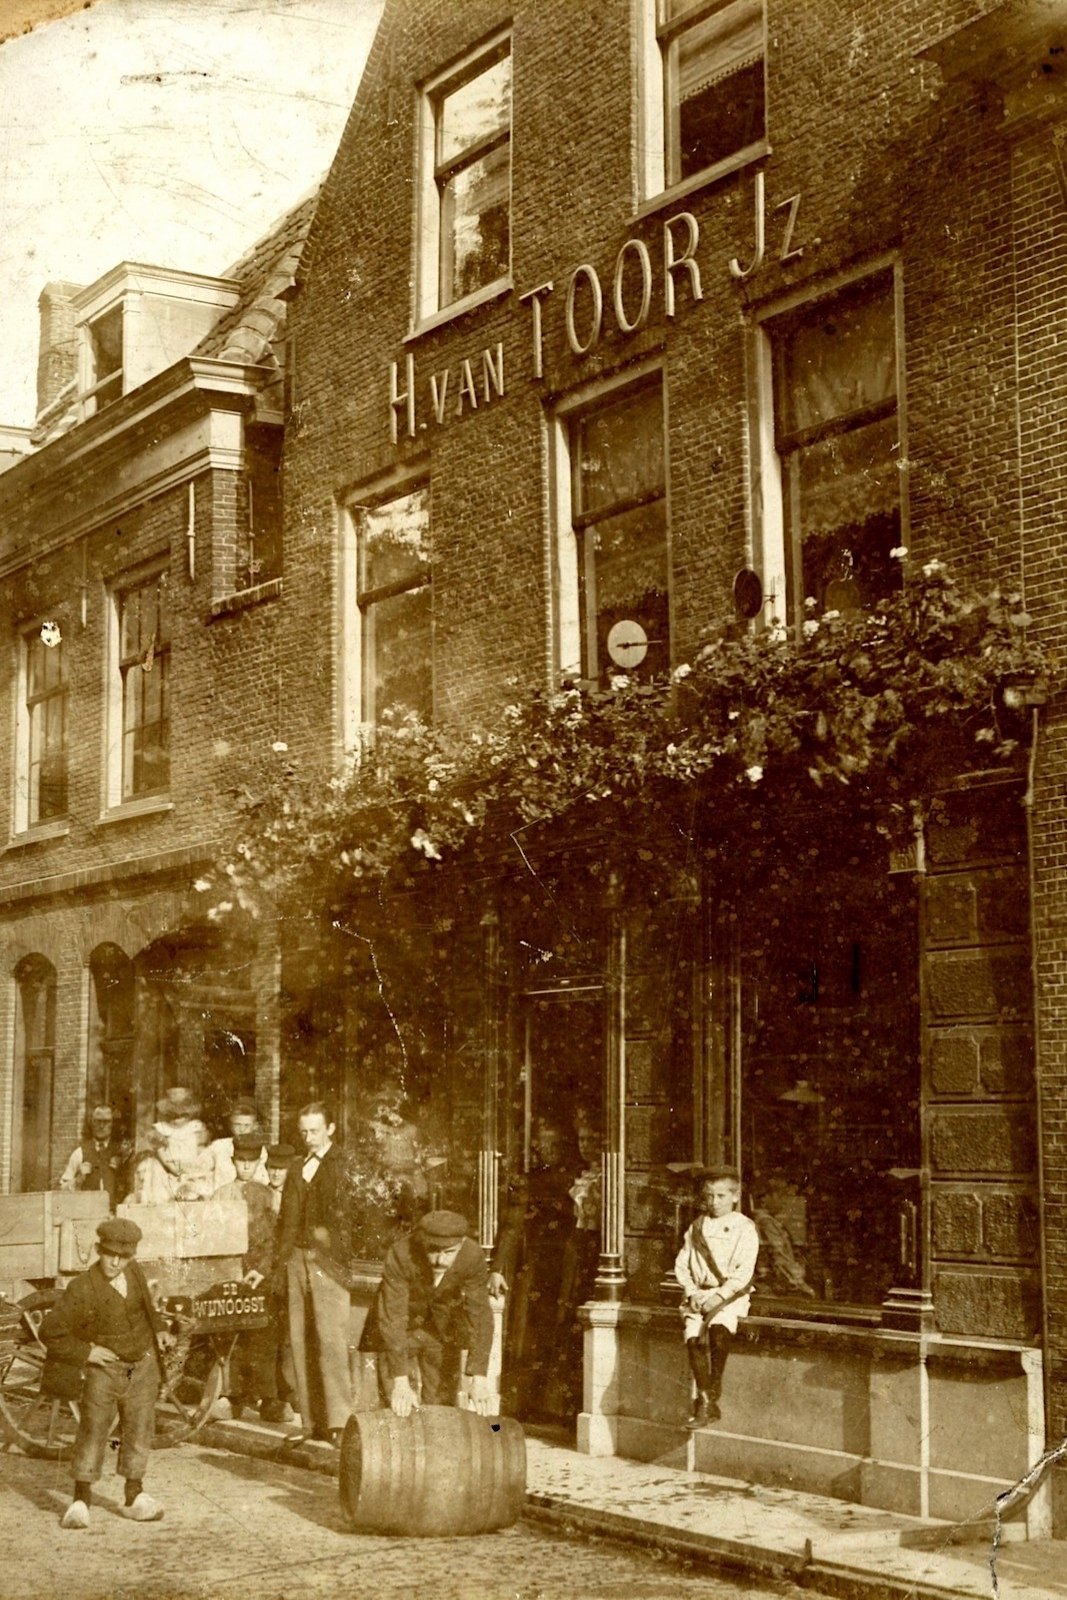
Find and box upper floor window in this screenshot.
[558,378,669,686]
[417,35,511,321]
[642,0,766,196]
[86,305,124,414]
[240,428,283,590]
[357,485,432,727]
[116,567,170,800]
[768,273,902,630]
[22,625,68,828]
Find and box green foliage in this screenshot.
[200,562,1047,934]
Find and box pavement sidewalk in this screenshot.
[199,1414,1067,1600]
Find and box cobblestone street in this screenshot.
[0,1443,820,1600]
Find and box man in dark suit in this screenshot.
[41,1216,169,1528]
[57,1104,133,1208]
[275,1102,352,1443]
[366,1210,495,1417]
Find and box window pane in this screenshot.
[362,488,431,593]
[743,857,920,1308]
[438,53,510,166]
[90,306,123,380]
[120,587,141,660]
[577,387,664,517]
[587,501,670,680]
[793,413,902,614]
[671,0,764,180]
[780,282,896,439]
[366,585,433,724]
[440,142,510,304]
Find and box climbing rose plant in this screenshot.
[202,561,1049,931]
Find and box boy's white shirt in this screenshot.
[674,1210,760,1334]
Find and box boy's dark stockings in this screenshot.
[686,1324,731,1401]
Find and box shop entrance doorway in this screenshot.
[498,987,603,1426]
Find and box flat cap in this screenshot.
[233,1137,264,1160]
[266,1143,295,1168]
[416,1209,469,1244]
[97,1217,142,1258]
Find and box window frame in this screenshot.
[749,259,909,636]
[105,560,172,810]
[340,475,433,750]
[551,361,671,687]
[638,0,768,207]
[12,617,69,837]
[414,29,513,328]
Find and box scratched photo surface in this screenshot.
[0,1,1063,1597]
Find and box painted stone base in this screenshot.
[579,1304,1050,1538]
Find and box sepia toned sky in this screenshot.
[0,0,382,427]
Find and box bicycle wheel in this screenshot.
[0,1298,78,1460]
[154,1331,226,1447]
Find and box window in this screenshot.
[240,428,283,589]
[770,273,902,631]
[86,304,124,414]
[116,568,170,799]
[357,486,432,726]
[12,955,56,1193]
[19,625,68,828]
[560,380,669,685]
[418,36,511,319]
[645,0,766,195]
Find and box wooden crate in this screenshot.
[0,1190,110,1284]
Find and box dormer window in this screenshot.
[86,305,124,414]
[73,264,239,423]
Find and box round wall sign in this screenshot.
[732,568,763,621]
[606,619,648,668]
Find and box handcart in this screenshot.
[0,1190,266,1459]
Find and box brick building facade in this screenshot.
[275,0,1067,1535]
[0,199,313,1186]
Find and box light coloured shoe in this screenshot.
[60,1499,90,1530]
[209,1397,233,1421]
[123,1492,163,1522]
[280,1402,298,1424]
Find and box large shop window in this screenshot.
[115,567,170,800]
[740,840,920,1311]
[770,273,903,631]
[418,35,511,319]
[357,485,433,727]
[646,0,766,194]
[12,955,56,1192]
[20,625,68,828]
[562,379,670,685]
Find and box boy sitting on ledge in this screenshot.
[675,1167,759,1430]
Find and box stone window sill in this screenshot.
[634,139,771,221]
[6,819,71,850]
[97,796,174,826]
[405,278,512,343]
[209,577,283,620]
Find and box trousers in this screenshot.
[406,1328,462,1406]
[686,1324,732,1400]
[286,1248,351,1431]
[71,1349,159,1484]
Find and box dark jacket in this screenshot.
[40,1259,165,1399]
[71,1137,133,1206]
[275,1144,351,1288]
[363,1234,494,1381]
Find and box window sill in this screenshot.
[97,796,173,826]
[635,139,771,221]
[405,278,512,343]
[6,820,71,850]
[209,577,283,620]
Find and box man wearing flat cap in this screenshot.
[363,1210,495,1418]
[41,1217,170,1528]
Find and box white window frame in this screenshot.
[103,558,171,815]
[637,0,769,207]
[549,358,669,685]
[414,29,512,329]
[339,469,433,759]
[749,257,909,635]
[11,616,69,839]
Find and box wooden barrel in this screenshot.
[339,1405,526,1536]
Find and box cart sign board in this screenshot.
[164,1279,270,1331]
